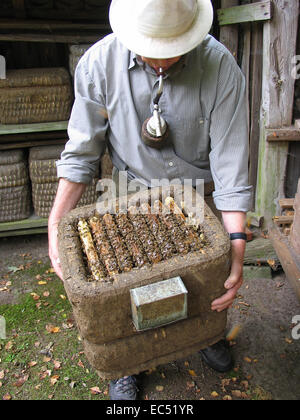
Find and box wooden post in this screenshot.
[255,0,299,225]
[249,20,263,208]
[290,179,300,254]
[219,0,239,60]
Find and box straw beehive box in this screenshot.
[29,145,101,218]
[58,185,231,379]
[0,68,73,124]
[0,149,31,222]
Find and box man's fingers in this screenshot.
[211,279,243,312]
[49,253,63,281]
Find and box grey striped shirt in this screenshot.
[57,33,252,212]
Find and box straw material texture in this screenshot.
[0,68,73,124]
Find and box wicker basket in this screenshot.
[69,44,92,78]
[29,145,100,218]
[0,68,73,124]
[0,150,31,222]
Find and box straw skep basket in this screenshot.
[0,68,73,124]
[0,150,31,222]
[29,145,100,218]
[69,44,92,78]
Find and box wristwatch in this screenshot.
[229,232,247,241]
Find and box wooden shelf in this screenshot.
[0,121,68,136]
[0,214,48,238]
[269,223,300,302]
[0,122,68,236]
[266,127,300,142]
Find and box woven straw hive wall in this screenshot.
[69,44,92,78]
[0,68,73,125]
[29,145,101,218]
[0,150,31,222]
[58,185,231,379]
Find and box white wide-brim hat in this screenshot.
[109,0,214,59]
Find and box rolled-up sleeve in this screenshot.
[209,54,252,212]
[56,55,108,184]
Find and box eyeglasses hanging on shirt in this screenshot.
[141,68,169,149]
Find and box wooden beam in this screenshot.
[219,0,239,60]
[0,33,104,43]
[269,223,300,302]
[273,215,294,225]
[0,216,48,233]
[255,0,299,224]
[0,121,68,136]
[0,19,110,31]
[217,1,272,26]
[0,139,66,151]
[12,0,26,20]
[249,22,263,207]
[290,179,300,254]
[266,127,300,142]
[0,227,48,238]
[279,198,295,209]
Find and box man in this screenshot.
[48,0,252,400]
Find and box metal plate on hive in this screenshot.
[130,276,188,331]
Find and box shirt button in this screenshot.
[168,161,174,167]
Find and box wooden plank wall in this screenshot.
[285,16,300,199]
[219,0,264,209]
[255,0,299,223]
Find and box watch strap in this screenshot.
[229,232,247,241]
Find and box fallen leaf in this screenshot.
[30,293,40,301]
[188,369,197,377]
[156,385,164,392]
[90,386,102,395]
[241,380,249,390]
[46,325,60,334]
[3,393,11,400]
[244,356,252,363]
[232,390,242,398]
[28,361,38,368]
[5,341,13,351]
[60,295,67,300]
[7,266,22,273]
[43,291,50,297]
[223,395,232,401]
[53,361,61,370]
[50,375,60,386]
[0,371,4,379]
[211,391,219,398]
[62,322,74,330]
[77,360,85,369]
[285,338,293,344]
[13,374,29,387]
[38,281,47,285]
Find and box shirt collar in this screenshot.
[128,50,189,78]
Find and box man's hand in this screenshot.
[48,178,87,281]
[211,211,246,312]
[48,220,63,281]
